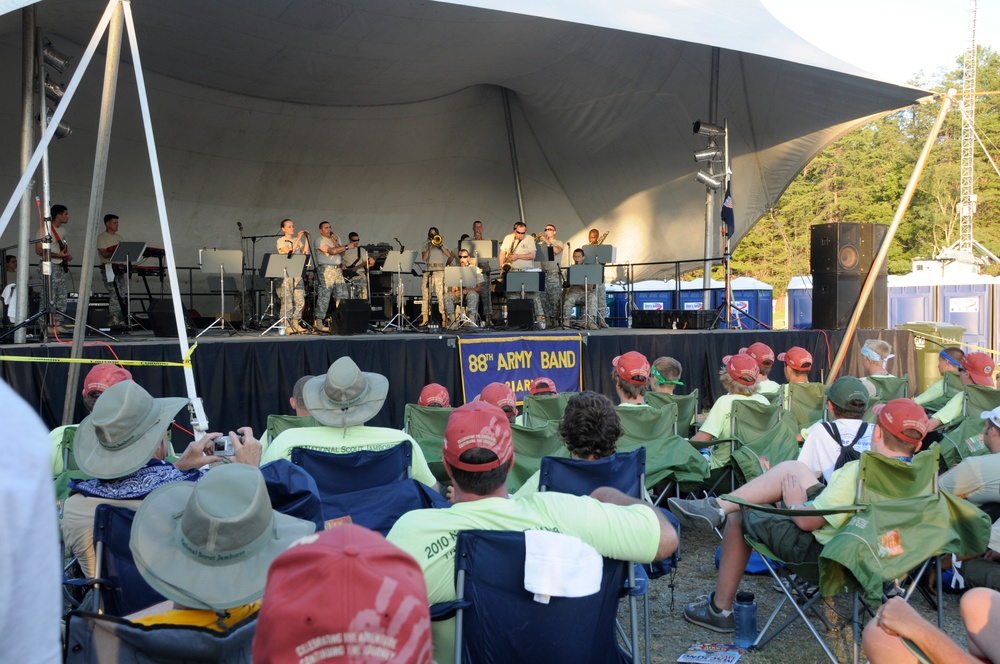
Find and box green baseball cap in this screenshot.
[826,376,870,412]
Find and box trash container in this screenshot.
[897,322,966,394]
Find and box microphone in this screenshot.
[237,221,243,232]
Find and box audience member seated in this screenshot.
[798,376,873,482]
[649,356,683,394]
[515,391,622,497]
[859,339,896,398]
[690,354,769,473]
[862,592,1000,664]
[668,399,928,633]
[50,362,133,475]
[741,342,778,394]
[129,463,314,630]
[261,357,439,490]
[928,352,997,432]
[475,382,519,423]
[778,346,813,387]
[62,381,261,577]
[914,347,965,410]
[254,524,433,663]
[387,401,678,664]
[529,376,558,397]
[259,374,314,450]
[418,382,451,408]
[613,351,650,405]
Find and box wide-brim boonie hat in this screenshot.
[302,357,389,427]
[131,464,315,611]
[74,381,188,480]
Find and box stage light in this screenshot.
[694,145,722,162]
[45,112,71,139]
[695,171,722,190]
[44,75,64,104]
[693,120,725,137]
[43,41,72,73]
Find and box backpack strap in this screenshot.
[849,422,869,447]
[821,421,841,444]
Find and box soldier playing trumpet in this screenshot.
[420,226,453,327]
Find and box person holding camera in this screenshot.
[60,381,261,578]
[420,226,453,327]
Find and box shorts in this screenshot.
[742,483,825,565]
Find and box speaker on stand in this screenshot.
[810,223,888,330]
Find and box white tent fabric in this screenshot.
[0,0,926,283]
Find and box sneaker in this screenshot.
[772,574,819,601]
[668,496,725,532]
[684,593,734,633]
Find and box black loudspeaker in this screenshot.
[811,223,888,329]
[507,300,535,329]
[335,299,371,335]
[148,299,181,337]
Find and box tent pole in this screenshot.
[502,87,526,225]
[702,47,720,309]
[15,8,36,344]
[123,1,209,434]
[826,89,956,385]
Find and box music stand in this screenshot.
[445,265,481,329]
[461,240,497,266]
[260,253,306,336]
[568,264,603,328]
[584,245,616,265]
[504,271,544,295]
[196,249,243,337]
[108,241,146,331]
[382,250,417,332]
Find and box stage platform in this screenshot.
[1,325,917,445]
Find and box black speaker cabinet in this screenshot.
[507,300,535,329]
[633,309,715,330]
[811,223,888,275]
[148,299,182,337]
[811,273,888,330]
[335,299,371,335]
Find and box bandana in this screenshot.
[69,459,200,500]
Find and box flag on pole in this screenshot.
[721,181,735,238]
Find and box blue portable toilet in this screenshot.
[604,283,629,327]
[787,276,813,330]
[939,278,993,351]
[714,277,773,329]
[631,280,675,312]
[675,277,724,311]
[888,274,935,329]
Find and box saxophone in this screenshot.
[596,230,610,245]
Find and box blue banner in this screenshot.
[457,333,582,403]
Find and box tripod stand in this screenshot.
[710,232,766,330]
[260,253,306,336]
[445,265,481,329]
[382,250,417,332]
[108,241,145,332]
[196,249,242,338]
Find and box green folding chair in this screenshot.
[930,415,991,471]
[961,384,1000,419]
[616,403,678,447]
[784,382,828,431]
[266,413,319,442]
[508,420,569,493]
[705,398,784,494]
[918,371,964,413]
[867,374,910,401]
[644,389,699,437]
[522,392,578,427]
[402,404,454,483]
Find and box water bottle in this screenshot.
[278,326,286,336]
[733,591,757,648]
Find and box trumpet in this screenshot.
[431,234,444,246]
[530,232,545,242]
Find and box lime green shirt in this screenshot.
[260,426,437,487]
[913,378,945,407]
[699,393,770,469]
[387,492,661,664]
[809,461,860,545]
[758,379,781,395]
[932,391,965,427]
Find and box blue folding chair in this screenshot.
[290,441,413,496]
[260,459,325,530]
[449,530,631,664]
[538,449,668,664]
[67,504,166,617]
[320,478,450,535]
[64,610,257,663]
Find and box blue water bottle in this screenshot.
[733,591,757,648]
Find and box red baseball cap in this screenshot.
[612,351,650,386]
[961,352,995,387]
[723,354,759,386]
[529,377,558,396]
[476,382,519,417]
[739,342,775,368]
[253,524,432,664]
[442,401,514,472]
[777,346,813,372]
[82,363,133,399]
[417,383,450,407]
[873,398,929,448]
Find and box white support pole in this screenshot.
[15,8,36,344]
[122,0,209,433]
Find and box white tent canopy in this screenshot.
[0,0,926,280]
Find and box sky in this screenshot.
[761,0,1000,85]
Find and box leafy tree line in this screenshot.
[726,47,1000,297]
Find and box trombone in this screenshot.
[431,234,444,246]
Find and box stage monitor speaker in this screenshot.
[633,309,715,330]
[811,222,888,275]
[148,299,181,337]
[811,272,888,330]
[335,299,371,335]
[507,300,535,329]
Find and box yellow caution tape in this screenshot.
[0,343,197,368]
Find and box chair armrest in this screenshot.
[429,599,471,621]
[720,493,864,517]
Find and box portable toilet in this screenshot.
[631,279,675,312]
[786,276,813,330]
[939,275,993,351]
[714,277,773,329]
[888,274,935,329]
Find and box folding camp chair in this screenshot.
[260,459,325,530]
[403,403,454,483]
[643,389,699,437]
[66,504,166,617]
[615,402,708,500]
[507,420,569,493]
[931,415,991,471]
[616,403,678,445]
[961,384,1000,419]
[783,382,828,431]
[867,374,909,401]
[918,371,964,413]
[723,449,992,664]
[64,610,258,663]
[538,449,673,664]
[447,530,633,664]
[318,478,450,535]
[522,392,578,427]
[704,399,785,494]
